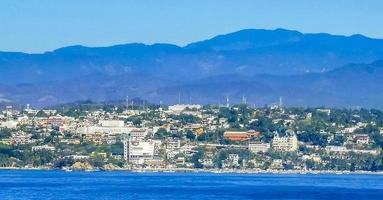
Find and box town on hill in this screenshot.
[1,101,383,172]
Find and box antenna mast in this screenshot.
[242,95,247,104]
[226,96,230,108]
[178,92,181,105]
[279,97,283,108]
[126,96,129,110]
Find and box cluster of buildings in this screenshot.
[0,103,382,171]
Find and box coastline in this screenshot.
[1,167,383,175]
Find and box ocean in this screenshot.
[0,170,383,199]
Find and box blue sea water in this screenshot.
[0,170,383,200]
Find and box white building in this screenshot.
[32,145,56,151]
[0,120,18,129]
[77,126,131,135]
[325,145,348,153]
[124,138,155,165]
[168,104,201,114]
[355,134,370,145]
[129,128,150,139]
[164,138,182,158]
[11,131,33,145]
[248,142,270,153]
[325,145,379,155]
[166,138,181,150]
[272,131,298,152]
[99,120,124,127]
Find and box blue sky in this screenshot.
[0,0,382,53]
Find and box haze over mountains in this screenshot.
[1,28,383,108]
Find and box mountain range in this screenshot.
[1,28,383,108]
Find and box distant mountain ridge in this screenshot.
[158,60,383,108]
[1,28,383,107]
[2,28,383,83]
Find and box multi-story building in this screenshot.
[11,131,34,145]
[124,138,155,165]
[0,120,18,129]
[168,104,201,114]
[272,131,298,151]
[354,134,370,145]
[166,138,181,150]
[32,145,56,151]
[76,120,132,135]
[99,120,125,127]
[248,142,270,153]
[129,128,150,139]
[165,138,182,158]
[223,130,260,141]
[325,145,347,153]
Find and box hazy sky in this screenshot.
[0,0,382,53]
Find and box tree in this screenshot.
[190,147,205,168]
[36,110,48,118]
[116,107,124,114]
[197,131,223,143]
[90,155,105,168]
[371,132,383,148]
[218,108,238,123]
[0,153,12,167]
[173,114,200,125]
[54,157,75,168]
[32,150,54,166]
[110,141,124,154]
[186,130,196,141]
[305,160,315,170]
[214,148,253,168]
[0,128,12,139]
[330,134,345,146]
[298,132,328,147]
[154,128,170,139]
[248,117,275,133]
[130,117,142,127]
